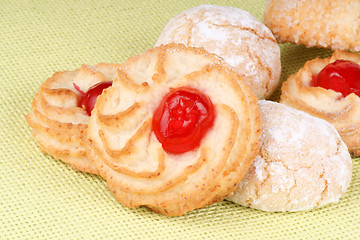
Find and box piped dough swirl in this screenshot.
[280,50,360,156]
[26,63,120,174]
[87,44,261,216]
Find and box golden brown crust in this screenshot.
[87,43,261,216]
[26,63,120,174]
[155,5,281,99]
[264,0,360,51]
[280,50,360,156]
[226,101,352,212]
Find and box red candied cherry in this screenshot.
[311,60,360,98]
[152,87,215,154]
[73,81,112,116]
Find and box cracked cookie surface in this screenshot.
[155,5,281,99]
[226,100,352,212]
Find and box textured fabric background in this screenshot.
[1,0,359,239]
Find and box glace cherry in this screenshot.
[311,60,360,98]
[152,87,215,154]
[73,81,112,116]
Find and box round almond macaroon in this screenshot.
[264,0,360,51]
[226,100,352,212]
[26,63,120,174]
[155,5,281,100]
[87,43,261,216]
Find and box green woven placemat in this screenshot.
[1,0,359,239]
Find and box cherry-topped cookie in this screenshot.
[87,43,261,216]
[280,50,360,156]
[26,63,119,174]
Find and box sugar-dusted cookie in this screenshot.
[26,63,120,174]
[226,100,352,212]
[280,50,360,156]
[87,43,261,216]
[264,0,360,51]
[155,5,281,99]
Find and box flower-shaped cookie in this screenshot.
[26,63,120,174]
[87,44,261,216]
[280,50,360,156]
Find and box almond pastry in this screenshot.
[280,50,360,156]
[226,100,352,212]
[155,5,281,99]
[264,0,360,51]
[87,43,261,216]
[26,63,120,174]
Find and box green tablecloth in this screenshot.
[1,0,359,239]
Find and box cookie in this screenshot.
[264,0,360,51]
[26,63,120,174]
[280,50,360,156]
[87,43,261,216]
[155,5,281,99]
[226,100,352,212]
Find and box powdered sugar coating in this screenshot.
[155,5,281,99]
[264,0,360,51]
[226,100,352,212]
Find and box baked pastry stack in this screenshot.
[25,3,355,216]
[263,0,360,155]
